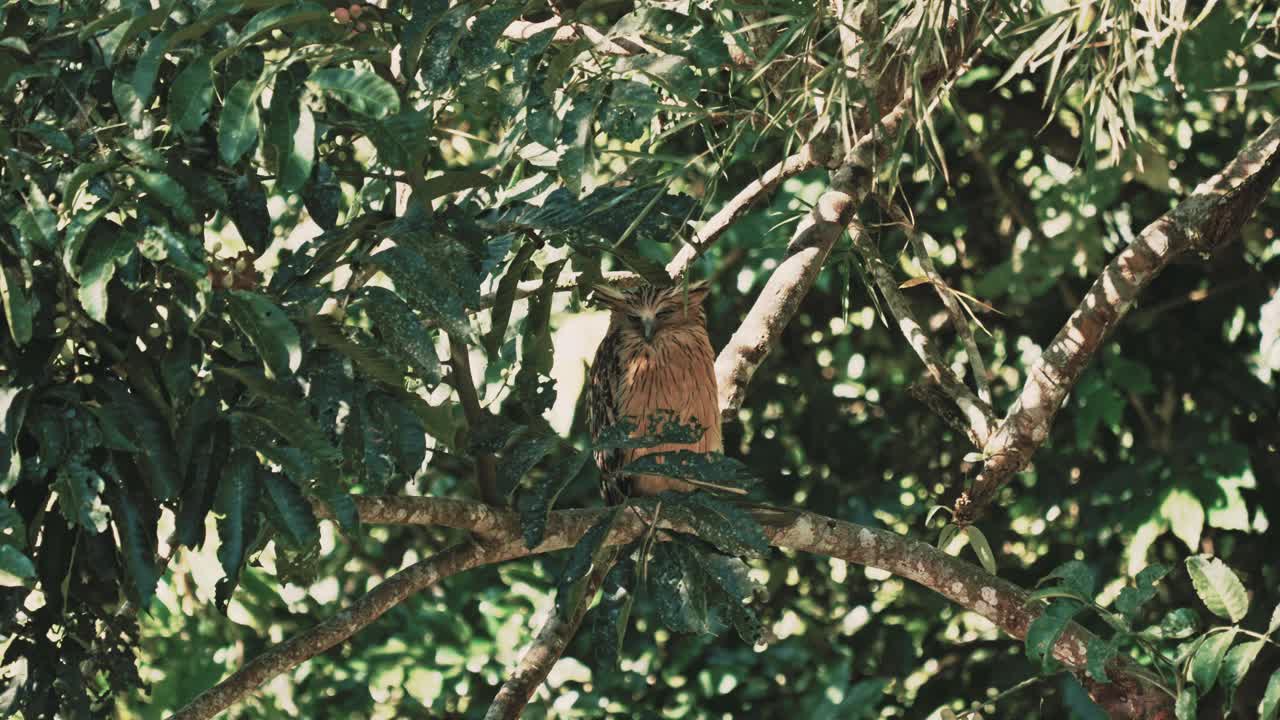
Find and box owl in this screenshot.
[587,281,722,503]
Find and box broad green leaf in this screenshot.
[111,484,160,610]
[1158,608,1200,639]
[307,68,400,118]
[303,162,342,229]
[169,56,215,134]
[1086,635,1117,681]
[621,451,759,495]
[1221,639,1264,707]
[1161,488,1205,553]
[367,247,470,338]
[1268,603,1280,636]
[665,492,769,558]
[0,545,35,587]
[556,509,617,620]
[77,229,136,323]
[1176,686,1197,720]
[590,554,636,669]
[132,28,174,105]
[368,109,432,172]
[1186,555,1249,622]
[227,291,302,379]
[965,526,998,574]
[1039,559,1095,598]
[1262,669,1280,720]
[1189,628,1236,693]
[279,104,315,193]
[219,79,262,165]
[139,225,207,278]
[498,431,558,495]
[356,287,441,382]
[227,175,271,253]
[215,450,258,613]
[938,522,962,552]
[650,542,709,634]
[0,267,33,347]
[416,170,495,201]
[484,240,536,355]
[520,448,590,549]
[1025,599,1082,672]
[1116,563,1170,617]
[263,472,320,548]
[0,497,26,547]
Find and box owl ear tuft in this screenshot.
[590,284,628,309]
[683,279,711,305]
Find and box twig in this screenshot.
[483,557,615,720]
[880,198,992,404]
[448,338,501,506]
[958,118,1280,523]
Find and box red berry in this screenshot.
[349,3,363,17]
[333,7,350,23]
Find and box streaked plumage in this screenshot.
[587,282,721,503]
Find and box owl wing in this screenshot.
[588,329,628,503]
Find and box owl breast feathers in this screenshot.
[587,281,721,503]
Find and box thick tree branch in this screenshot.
[483,558,613,720]
[448,339,500,505]
[957,118,1280,523]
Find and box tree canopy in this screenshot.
[1,0,1279,718]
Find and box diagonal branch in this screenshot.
[483,557,614,720]
[957,118,1280,523]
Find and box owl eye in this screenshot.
[657,308,675,319]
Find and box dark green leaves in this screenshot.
[1188,628,1236,694]
[622,451,759,495]
[226,291,302,379]
[109,481,160,610]
[0,267,33,347]
[76,229,135,323]
[591,555,636,669]
[263,472,320,548]
[367,246,471,338]
[663,492,769,558]
[1025,600,1083,672]
[227,175,271,253]
[308,68,400,118]
[555,510,617,620]
[519,448,591,549]
[215,450,258,612]
[355,287,441,381]
[1115,564,1170,617]
[0,545,36,588]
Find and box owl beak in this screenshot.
[642,316,656,341]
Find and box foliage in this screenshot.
[0,0,1277,717]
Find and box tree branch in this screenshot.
[483,557,614,720]
[448,338,500,505]
[168,542,496,720]
[957,118,1280,523]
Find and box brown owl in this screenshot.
[587,281,721,503]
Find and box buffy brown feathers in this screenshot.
[587,281,721,503]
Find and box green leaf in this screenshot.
[169,56,215,134]
[263,472,320,548]
[964,526,998,574]
[416,170,495,201]
[484,240,536,356]
[1186,555,1249,622]
[0,267,33,347]
[1261,669,1280,720]
[307,68,400,118]
[0,545,35,587]
[139,225,207,278]
[279,104,315,193]
[1268,603,1280,636]
[215,450,258,613]
[367,247,471,338]
[76,229,136,323]
[650,542,710,634]
[219,79,262,165]
[1189,628,1236,694]
[498,430,558,495]
[1221,639,1264,707]
[356,287,441,381]
[590,554,636,669]
[1040,559,1095,598]
[1086,635,1117,682]
[110,483,159,610]
[621,451,759,495]
[1176,685,1197,720]
[368,109,432,172]
[1116,563,1170,617]
[520,448,590,549]
[665,493,769,558]
[227,291,303,379]
[227,175,271,254]
[128,168,195,223]
[1026,599,1082,672]
[1161,488,1205,553]
[303,162,343,229]
[556,509,617,620]
[938,522,962,551]
[1158,608,1200,639]
[132,28,174,105]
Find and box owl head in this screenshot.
[592,281,710,343]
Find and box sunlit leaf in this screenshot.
[1186,555,1249,622]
